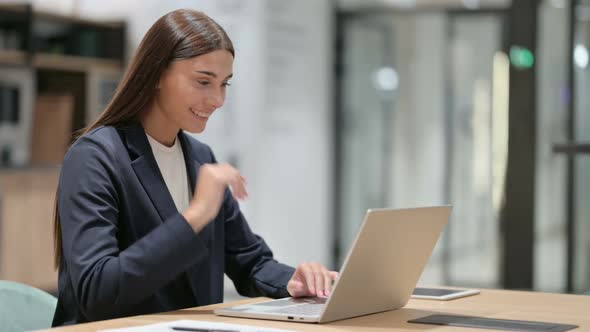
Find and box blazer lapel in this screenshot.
[178,132,199,196]
[124,124,214,305]
[179,132,215,245]
[124,123,178,222]
[178,131,215,304]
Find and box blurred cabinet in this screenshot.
[86,66,120,125]
[30,95,74,164]
[0,3,125,167]
[0,168,60,291]
[0,4,125,292]
[0,67,34,166]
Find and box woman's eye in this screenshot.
[222,82,232,87]
[197,80,210,86]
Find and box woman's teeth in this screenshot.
[193,111,209,118]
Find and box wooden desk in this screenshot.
[42,289,590,331]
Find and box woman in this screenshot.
[52,9,337,326]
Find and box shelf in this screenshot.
[0,5,123,29]
[35,10,124,29]
[33,53,123,72]
[0,5,125,72]
[0,4,29,14]
[0,5,125,169]
[0,165,61,173]
[0,49,27,66]
[0,52,124,71]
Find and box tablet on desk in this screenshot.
[411,287,480,300]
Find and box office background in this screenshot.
[0,0,588,303]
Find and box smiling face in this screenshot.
[153,49,234,134]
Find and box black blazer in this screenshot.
[52,123,295,326]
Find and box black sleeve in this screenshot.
[58,137,208,320]
[205,147,296,298]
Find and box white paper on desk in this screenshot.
[99,319,296,332]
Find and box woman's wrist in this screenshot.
[182,206,208,233]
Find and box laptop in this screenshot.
[214,206,452,324]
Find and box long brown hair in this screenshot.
[53,9,234,269]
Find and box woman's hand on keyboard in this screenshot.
[287,262,339,298]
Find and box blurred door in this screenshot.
[445,12,504,287]
[335,14,394,267]
[538,0,590,293]
[335,10,506,289]
[568,0,590,293]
